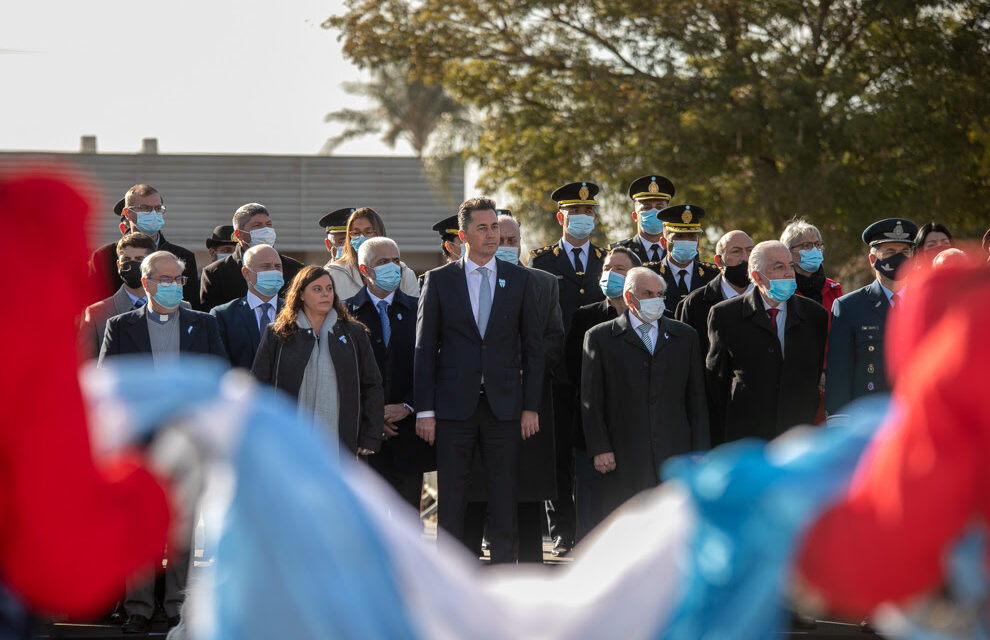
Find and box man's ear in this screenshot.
[630,210,638,221]
[659,236,670,251]
[556,211,565,227]
[457,229,467,244]
[324,238,333,252]
[868,253,877,267]
[358,264,370,278]
[234,229,248,243]
[713,254,725,270]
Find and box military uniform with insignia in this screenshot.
[646,204,718,316]
[825,218,919,415]
[608,174,675,264]
[319,207,354,267]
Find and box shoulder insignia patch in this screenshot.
[594,247,604,259]
[553,245,561,256]
[531,245,553,259]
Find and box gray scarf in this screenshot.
[296,310,340,456]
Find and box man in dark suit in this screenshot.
[199,202,303,312]
[825,218,918,416]
[87,186,199,306]
[582,266,709,522]
[706,241,829,444]
[97,250,226,634]
[529,180,605,557]
[675,229,754,360]
[650,204,719,315]
[608,174,675,264]
[209,245,285,370]
[346,237,434,510]
[414,197,543,564]
[79,232,156,360]
[205,224,238,265]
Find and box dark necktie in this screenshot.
[260,302,273,334]
[572,248,584,275]
[677,269,689,295]
[767,308,780,333]
[376,300,391,346]
[133,297,147,309]
[650,244,661,263]
[890,293,901,308]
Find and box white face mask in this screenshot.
[247,227,277,247]
[215,251,233,261]
[634,294,666,323]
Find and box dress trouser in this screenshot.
[437,392,521,564]
[545,384,576,544]
[462,501,545,562]
[369,453,423,512]
[123,547,189,618]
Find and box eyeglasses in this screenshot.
[149,276,187,286]
[790,241,825,252]
[127,204,167,214]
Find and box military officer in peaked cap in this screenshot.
[825,218,918,416]
[432,214,463,264]
[649,204,719,316]
[608,174,675,265]
[319,207,355,266]
[530,180,606,557]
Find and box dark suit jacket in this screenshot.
[88,232,199,307]
[529,240,606,334]
[251,319,384,454]
[654,258,720,317]
[565,299,618,451]
[414,257,544,422]
[675,274,728,357]
[199,244,303,312]
[706,289,828,443]
[346,287,434,473]
[824,280,892,415]
[98,306,227,364]
[210,295,284,370]
[581,312,709,518]
[608,235,665,264]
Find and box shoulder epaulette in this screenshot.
[698,260,717,275]
[607,238,632,250]
[530,244,555,259]
[643,260,665,273]
[593,246,605,259]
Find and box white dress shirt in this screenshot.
[666,256,694,290]
[761,293,788,356]
[561,238,590,273]
[638,234,664,262]
[367,289,396,308]
[720,277,752,300]
[878,281,905,307]
[247,290,277,332]
[627,309,659,353]
[124,288,145,306]
[464,255,497,325]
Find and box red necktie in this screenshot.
[767,308,780,332]
[890,293,901,308]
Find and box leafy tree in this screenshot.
[326,1,989,280]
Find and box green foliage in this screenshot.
[325,0,990,280]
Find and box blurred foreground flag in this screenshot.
[85,357,887,640]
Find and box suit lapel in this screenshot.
[240,298,261,345]
[484,260,510,339]
[455,260,482,339]
[128,305,153,353]
[784,296,804,333]
[616,312,653,355]
[178,307,195,351]
[554,240,581,284]
[866,280,890,322]
[113,287,135,314]
[583,244,603,286]
[742,289,778,338]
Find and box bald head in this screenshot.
[715,230,754,269]
[932,248,973,270]
[243,244,281,271]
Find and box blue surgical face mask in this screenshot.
[566,213,595,239]
[762,274,797,302]
[599,270,626,298]
[371,263,401,292]
[153,282,183,309]
[252,269,284,298]
[797,247,824,273]
[637,208,663,235]
[634,294,666,323]
[334,246,345,260]
[350,235,368,253]
[495,246,520,264]
[135,210,164,235]
[670,239,698,264]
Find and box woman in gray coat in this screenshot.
[252,265,383,457]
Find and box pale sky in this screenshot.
[0,0,410,156]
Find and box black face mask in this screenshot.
[723,261,751,288]
[873,252,909,281]
[119,261,143,288]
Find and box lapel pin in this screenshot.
[339,335,347,344]
[664,332,670,340]
[397,313,403,320]
[187,326,193,334]
[498,278,506,288]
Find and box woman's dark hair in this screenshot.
[914,222,953,248]
[341,207,387,267]
[606,245,643,267]
[272,266,357,341]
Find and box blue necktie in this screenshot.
[134,297,147,309]
[376,300,391,347]
[476,266,491,335]
[260,302,273,336]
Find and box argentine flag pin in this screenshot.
[498,278,506,288]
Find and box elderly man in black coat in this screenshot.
[581,267,709,523]
[706,240,829,444]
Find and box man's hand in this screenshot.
[383,421,399,439]
[357,447,375,456]
[521,410,539,440]
[416,417,436,445]
[593,452,616,474]
[384,403,411,424]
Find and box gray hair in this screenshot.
[140,250,185,279]
[748,240,788,283]
[358,236,399,267]
[232,203,270,230]
[622,266,666,296]
[780,218,822,249]
[497,214,520,232]
[243,244,280,270]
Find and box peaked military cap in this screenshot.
[862,218,918,246]
[628,175,675,202]
[432,215,460,239]
[551,181,599,206]
[318,207,355,234]
[113,198,126,216]
[205,224,236,249]
[658,204,705,233]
